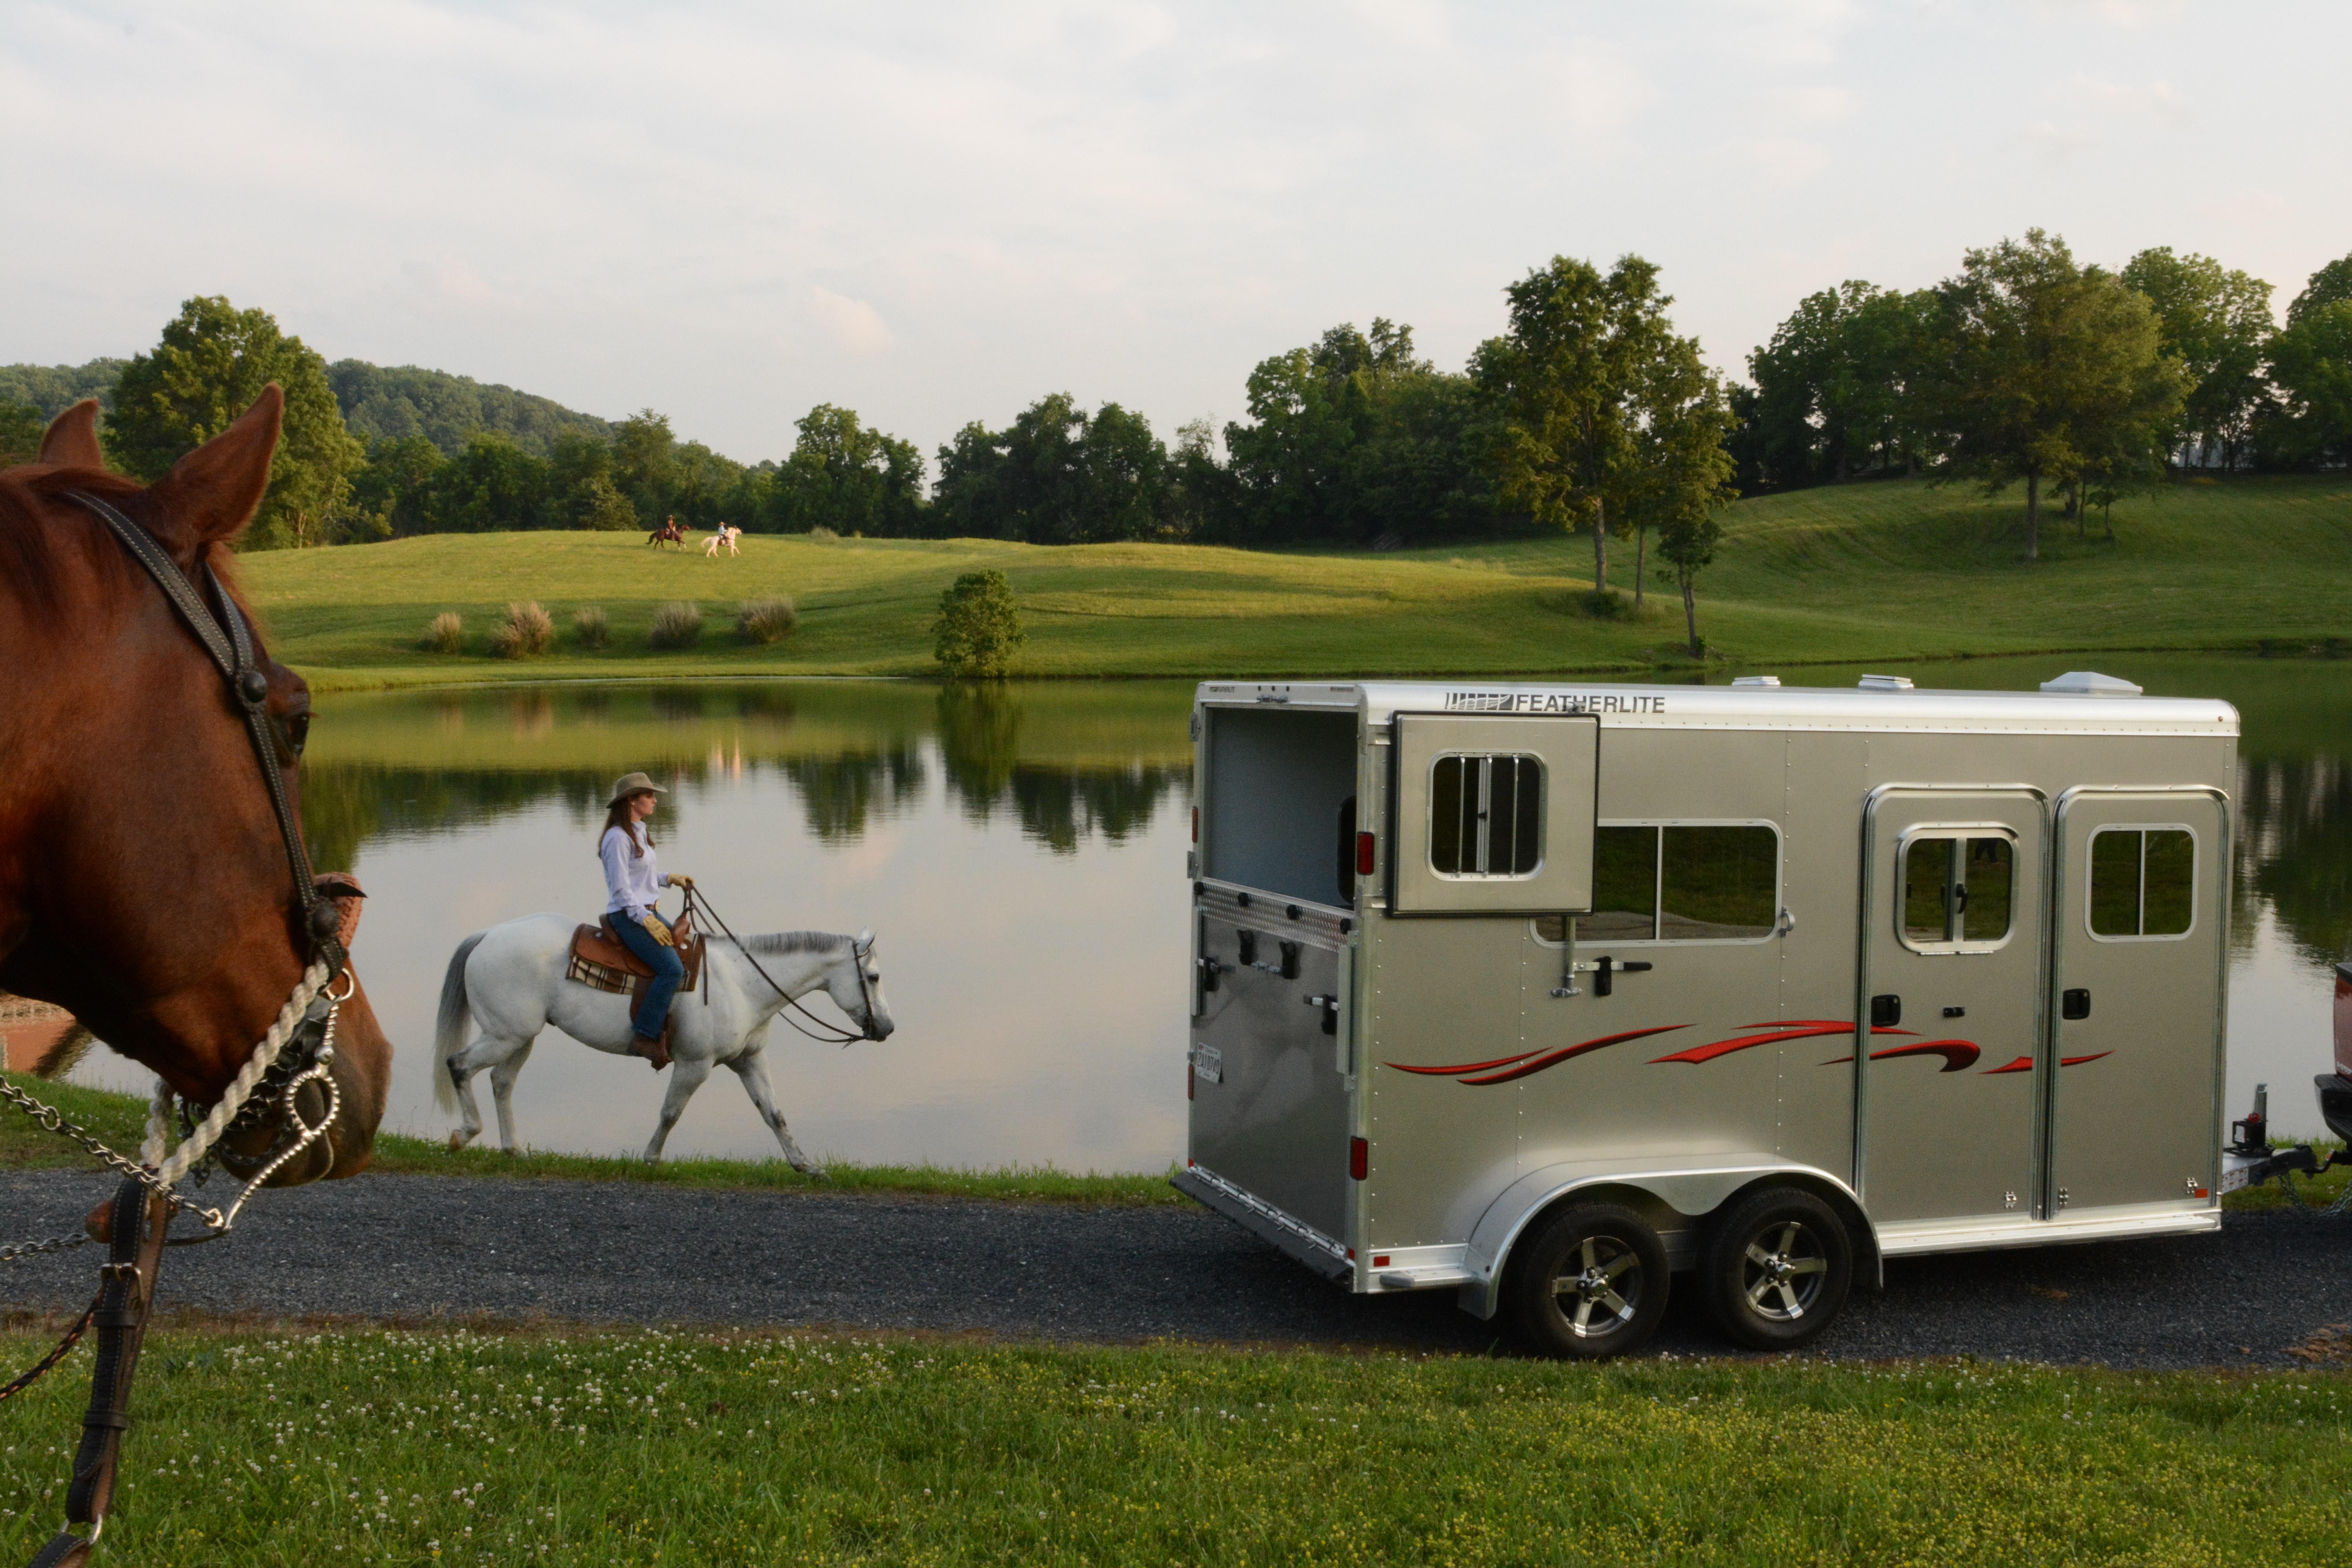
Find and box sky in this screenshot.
[4,0,2348,466]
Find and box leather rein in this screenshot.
[0,490,354,1568]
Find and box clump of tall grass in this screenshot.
[488,601,554,659]
[646,601,702,650]
[806,525,838,543]
[422,611,464,654]
[573,604,609,650]
[735,596,797,646]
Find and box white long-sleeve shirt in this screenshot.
[601,824,669,921]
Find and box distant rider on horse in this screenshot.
[600,772,693,1065]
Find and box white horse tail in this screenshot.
[434,931,487,1113]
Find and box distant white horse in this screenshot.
[702,525,741,558]
[433,916,894,1171]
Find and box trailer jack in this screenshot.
[2221,1083,2352,1205]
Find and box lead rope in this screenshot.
[681,887,867,1045]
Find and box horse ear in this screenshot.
[37,400,105,470]
[145,385,283,554]
[855,928,875,949]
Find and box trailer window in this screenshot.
[1535,823,1778,943]
[2089,827,2195,938]
[1428,754,1543,878]
[1900,832,2015,950]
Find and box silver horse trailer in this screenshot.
[1174,672,2241,1357]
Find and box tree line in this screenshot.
[5,231,2350,612]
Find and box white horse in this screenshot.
[433,915,893,1171]
[702,525,741,558]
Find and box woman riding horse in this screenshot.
[600,771,694,1067]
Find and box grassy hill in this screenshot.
[235,474,2352,690]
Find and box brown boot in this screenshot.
[628,1020,672,1071]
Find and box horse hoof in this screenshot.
[798,1165,829,1181]
[447,1131,467,1152]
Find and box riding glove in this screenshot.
[642,913,676,947]
[667,873,695,890]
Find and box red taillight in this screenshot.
[1356,831,1375,877]
[2338,973,2351,1000]
[1192,807,1199,844]
[1187,1056,1195,1101]
[1349,1136,1368,1181]
[1371,1253,1390,1268]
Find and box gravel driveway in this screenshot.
[5,1170,2349,1367]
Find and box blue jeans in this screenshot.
[613,911,685,1039]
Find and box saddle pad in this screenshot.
[567,913,704,996]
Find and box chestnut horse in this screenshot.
[0,391,391,1186]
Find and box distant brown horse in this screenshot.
[0,391,391,1185]
[648,515,686,550]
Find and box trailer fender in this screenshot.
[1455,1156,1878,1322]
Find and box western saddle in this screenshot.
[567,909,705,1050]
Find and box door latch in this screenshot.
[1870,994,1902,1029]
[1551,954,1654,999]
[2062,988,2091,1020]
[1303,994,1339,1035]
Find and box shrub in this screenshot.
[647,601,703,650]
[933,570,1026,678]
[489,601,555,659]
[806,525,838,543]
[573,604,610,650]
[423,611,464,654]
[735,596,797,646]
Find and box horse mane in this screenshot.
[735,931,853,956]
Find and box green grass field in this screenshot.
[0,1322,2347,1566]
[234,475,2352,691]
[0,1073,1179,1205]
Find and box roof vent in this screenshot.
[1858,674,1915,691]
[1731,675,1781,688]
[2039,670,2143,697]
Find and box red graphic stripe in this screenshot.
[1454,1026,1690,1086]
[2059,1052,2113,1067]
[1982,1055,2035,1075]
[1653,1021,1909,1066]
[1868,1039,1982,1073]
[1386,1050,1539,1078]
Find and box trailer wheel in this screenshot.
[1698,1187,1853,1351]
[1504,1202,1669,1360]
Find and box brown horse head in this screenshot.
[0,391,391,1183]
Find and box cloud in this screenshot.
[1732,136,1831,189]
[2023,119,2102,163]
[809,287,896,356]
[1763,85,1858,123]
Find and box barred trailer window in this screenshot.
[2089,828,2196,938]
[1429,754,1543,877]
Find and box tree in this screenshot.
[108,296,365,549]
[0,400,45,468]
[1218,319,1497,545]
[767,403,926,535]
[1914,231,2188,561]
[933,570,1026,678]
[1624,345,1737,628]
[1747,282,1930,487]
[2286,253,2352,328]
[1472,255,1681,595]
[347,433,445,538]
[933,395,1178,543]
[2120,247,2274,470]
[2263,300,2352,470]
[424,433,552,532]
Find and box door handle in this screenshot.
[1303,994,1339,1035]
[1566,955,1655,998]
[1871,993,1902,1029]
[2062,988,2091,1020]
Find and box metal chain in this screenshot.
[0,1233,92,1267]
[0,1079,188,1218]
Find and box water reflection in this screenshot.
[2240,755,2352,968]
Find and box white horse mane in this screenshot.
[734,931,854,956]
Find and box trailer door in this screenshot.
[2046,789,2229,1213]
[1858,790,2046,1223]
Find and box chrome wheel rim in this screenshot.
[1740,1220,1829,1322]
[1548,1234,1641,1338]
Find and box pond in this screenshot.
[67,657,2352,1161]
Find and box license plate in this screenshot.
[1192,1045,1222,1085]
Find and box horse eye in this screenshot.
[285,713,311,758]
[868,972,881,983]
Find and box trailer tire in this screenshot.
[1698,1187,1852,1351]
[1503,1201,1669,1360]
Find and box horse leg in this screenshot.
[642,1057,714,1165]
[445,1034,524,1150]
[488,1038,536,1153]
[727,1051,824,1177]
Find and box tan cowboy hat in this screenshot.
[608,771,667,808]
